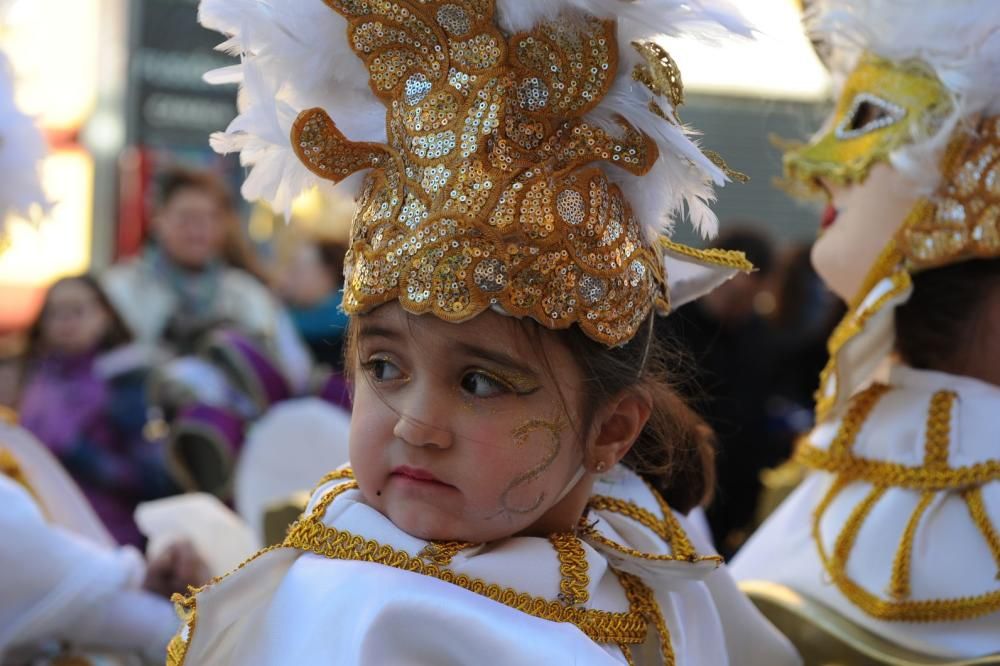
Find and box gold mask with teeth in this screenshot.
[784,53,952,192]
[289,0,747,347]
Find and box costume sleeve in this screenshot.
[676,510,803,666]
[0,477,177,658]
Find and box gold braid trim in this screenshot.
[963,487,1000,578]
[923,391,956,468]
[619,642,638,666]
[589,481,699,560]
[589,495,670,540]
[549,532,591,606]
[805,388,1000,621]
[797,446,1000,491]
[888,491,935,600]
[827,384,891,455]
[659,238,755,272]
[815,269,910,422]
[282,479,650,645]
[418,540,475,566]
[579,523,721,566]
[616,570,676,666]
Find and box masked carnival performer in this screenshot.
[733,0,1000,659]
[169,0,802,663]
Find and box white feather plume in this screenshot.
[806,0,1000,192]
[0,52,48,238]
[199,0,751,243]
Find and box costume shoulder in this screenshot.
[733,366,1000,658]
[173,468,799,665]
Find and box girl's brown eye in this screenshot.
[461,371,510,398]
[364,358,403,382]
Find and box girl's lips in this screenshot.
[391,465,454,487]
[821,204,839,230]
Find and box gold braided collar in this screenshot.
[796,382,1000,622]
[169,466,715,664]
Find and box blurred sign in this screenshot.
[127,0,236,148]
[120,0,240,259]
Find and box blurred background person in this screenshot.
[276,235,348,372]
[17,274,177,547]
[103,167,288,356]
[657,225,781,557]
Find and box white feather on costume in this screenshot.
[200,0,751,241]
[806,0,1000,193]
[0,52,48,238]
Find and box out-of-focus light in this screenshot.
[248,204,275,243]
[665,0,830,101]
[82,111,126,156]
[0,149,94,286]
[291,188,324,220]
[0,0,100,130]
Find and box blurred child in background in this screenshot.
[18,274,177,547]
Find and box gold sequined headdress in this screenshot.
[200,0,754,346]
[780,0,1000,418]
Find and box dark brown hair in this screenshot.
[895,258,1000,372]
[26,274,134,358]
[345,310,715,514]
[155,166,271,283]
[555,317,715,513]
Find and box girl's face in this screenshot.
[348,303,595,543]
[42,280,111,356]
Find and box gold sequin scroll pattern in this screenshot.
[291,0,672,346]
[898,115,1000,270]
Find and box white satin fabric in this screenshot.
[733,365,1000,658]
[177,465,799,665]
[0,422,178,663]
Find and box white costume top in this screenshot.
[733,365,1000,658]
[0,421,178,662]
[102,257,312,391]
[170,466,799,665]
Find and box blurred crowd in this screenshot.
[0,166,351,548]
[0,164,841,557]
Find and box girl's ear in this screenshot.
[587,389,652,471]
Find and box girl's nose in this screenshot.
[392,392,455,450]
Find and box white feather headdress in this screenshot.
[806,0,1000,191]
[0,51,48,239]
[201,0,750,233]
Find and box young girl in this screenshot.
[169,0,801,663]
[19,274,177,546]
[733,0,1000,659]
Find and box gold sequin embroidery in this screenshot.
[289,0,711,346]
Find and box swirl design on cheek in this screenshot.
[498,417,566,515]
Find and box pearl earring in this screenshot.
[595,461,607,473]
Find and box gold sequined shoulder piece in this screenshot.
[291,0,673,346]
[797,385,1000,622]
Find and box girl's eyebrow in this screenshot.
[357,324,401,340]
[454,341,537,377]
